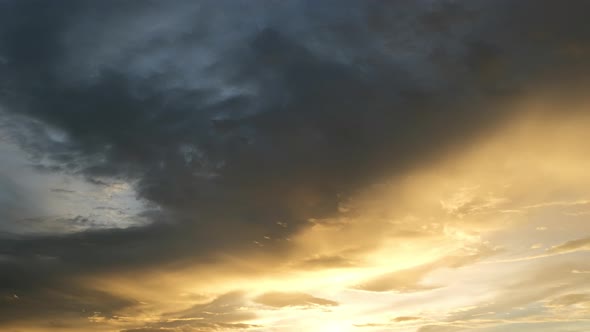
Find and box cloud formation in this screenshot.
[1,1,590,331]
[548,237,590,255]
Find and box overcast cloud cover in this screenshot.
[1,1,590,331]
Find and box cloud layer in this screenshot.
[1,1,590,331]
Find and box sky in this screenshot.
[1,1,590,331]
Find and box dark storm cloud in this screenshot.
[1,0,590,326]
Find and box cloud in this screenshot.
[547,294,590,307]
[417,325,462,332]
[0,0,523,323]
[355,263,442,293]
[547,237,590,255]
[1,0,590,330]
[421,262,590,331]
[121,291,260,332]
[356,246,496,292]
[254,292,338,308]
[0,282,137,326]
[296,254,357,270]
[354,316,424,328]
[393,316,421,322]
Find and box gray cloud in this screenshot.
[0,281,137,327]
